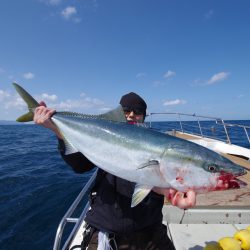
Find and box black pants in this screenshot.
[87,224,176,250]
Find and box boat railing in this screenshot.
[147,112,250,145]
[219,121,250,144]
[53,170,97,250]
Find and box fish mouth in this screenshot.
[215,170,247,190]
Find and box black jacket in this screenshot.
[58,139,164,235]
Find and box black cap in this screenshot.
[119,92,147,117]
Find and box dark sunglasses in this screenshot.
[122,107,144,115]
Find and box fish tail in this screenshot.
[13,83,39,122]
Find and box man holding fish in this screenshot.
[14,83,245,249]
[33,92,195,249]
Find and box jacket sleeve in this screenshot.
[58,139,95,173]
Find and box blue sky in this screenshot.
[0,0,249,121]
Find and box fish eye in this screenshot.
[207,165,217,172]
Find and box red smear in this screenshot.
[215,171,240,190]
[176,176,184,184]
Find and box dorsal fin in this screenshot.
[98,105,127,122]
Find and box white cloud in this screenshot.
[0,87,107,120]
[0,90,26,111]
[164,70,176,79]
[23,72,35,80]
[81,93,104,106]
[40,1,83,23]
[41,93,58,102]
[61,6,77,20]
[57,99,81,109]
[0,90,10,101]
[4,95,27,110]
[163,99,187,106]
[205,10,214,19]
[40,92,104,111]
[56,97,103,110]
[206,72,230,85]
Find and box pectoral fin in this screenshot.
[131,184,153,207]
[137,160,159,170]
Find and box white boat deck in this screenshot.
[163,205,250,250]
[69,206,250,250]
[167,224,248,250]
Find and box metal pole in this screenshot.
[178,114,183,133]
[149,113,152,128]
[53,171,97,250]
[244,126,250,144]
[197,117,203,137]
[221,120,231,144]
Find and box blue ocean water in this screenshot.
[0,125,93,250]
[0,121,250,249]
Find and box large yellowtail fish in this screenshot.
[13,83,247,207]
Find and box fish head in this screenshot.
[200,158,247,191]
[160,146,247,193]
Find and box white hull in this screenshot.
[179,131,250,160]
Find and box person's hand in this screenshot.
[153,187,196,209]
[34,101,63,139]
[168,189,196,209]
[34,101,55,128]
